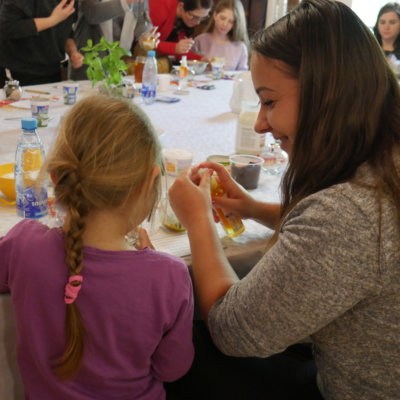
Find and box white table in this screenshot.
[0,75,281,267]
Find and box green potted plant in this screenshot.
[81,37,131,96]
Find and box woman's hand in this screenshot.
[197,161,259,220]
[169,167,214,231]
[175,38,194,54]
[69,51,84,69]
[50,0,76,25]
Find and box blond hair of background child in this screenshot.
[0,95,194,399]
[193,0,249,70]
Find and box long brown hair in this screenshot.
[205,0,249,45]
[252,0,400,229]
[44,95,162,379]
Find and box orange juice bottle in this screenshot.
[210,174,245,238]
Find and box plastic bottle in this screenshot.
[15,118,48,219]
[141,50,158,105]
[235,101,265,156]
[210,174,245,238]
[179,56,188,80]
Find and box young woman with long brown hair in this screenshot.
[168,0,400,398]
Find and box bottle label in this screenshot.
[142,83,156,99]
[16,186,48,219]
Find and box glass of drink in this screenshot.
[134,56,146,84]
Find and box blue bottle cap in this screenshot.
[147,50,155,57]
[21,118,37,130]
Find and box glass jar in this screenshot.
[4,79,22,101]
[261,141,288,175]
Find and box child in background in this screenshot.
[0,95,194,399]
[193,0,249,70]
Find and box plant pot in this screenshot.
[97,83,124,98]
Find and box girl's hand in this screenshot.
[196,161,259,220]
[169,167,214,231]
[135,227,155,250]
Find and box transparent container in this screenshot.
[161,198,186,232]
[142,50,158,105]
[15,118,48,219]
[210,174,245,238]
[261,141,288,175]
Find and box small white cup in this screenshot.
[63,82,79,105]
[30,98,50,127]
[163,148,193,176]
[158,74,171,92]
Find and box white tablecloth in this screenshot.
[0,76,282,265]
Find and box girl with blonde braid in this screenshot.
[0,95,194,399]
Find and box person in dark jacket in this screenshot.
[0,0,83,87]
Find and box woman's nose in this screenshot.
[254,110,271,134]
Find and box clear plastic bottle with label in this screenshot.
[210,174,245,238]
[15,118,48,219]
[141,50,158,105]
[235,101,265,156]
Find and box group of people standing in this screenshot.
[0,0,400,399]
[0,0,250,88]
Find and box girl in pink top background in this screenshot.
[193,0,249,70]
[0,95,194,399]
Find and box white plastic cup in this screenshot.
[158,74,171,92]
[30,98,50,127]
[163,148,193,176]
[62,82,79,105]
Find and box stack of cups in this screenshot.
[30,98,50,127]
[63,82,79,105]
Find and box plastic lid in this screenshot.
[21,117,37,130]
[147,50,156,57]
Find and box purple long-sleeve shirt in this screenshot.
[0,219,194,399]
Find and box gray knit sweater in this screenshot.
[208,161,400,400]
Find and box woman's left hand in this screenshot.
[169,166,213,231]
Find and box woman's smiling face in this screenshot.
[250,52,300,157]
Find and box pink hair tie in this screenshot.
[64,275,83,304]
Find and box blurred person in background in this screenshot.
[373,2,400,75]
[149,0,212,62]
[0,0,82,88]
[193,0,249,70]
[71,0,156,80]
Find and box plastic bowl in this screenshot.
[0,163,15,200]
[187,60,208,75]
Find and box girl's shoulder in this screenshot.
[194,32,212,43]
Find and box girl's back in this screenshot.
[0,95,194,399]
[2,219,193,399]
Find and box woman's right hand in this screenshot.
[194,161,259,221]
[175,38,194,54]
